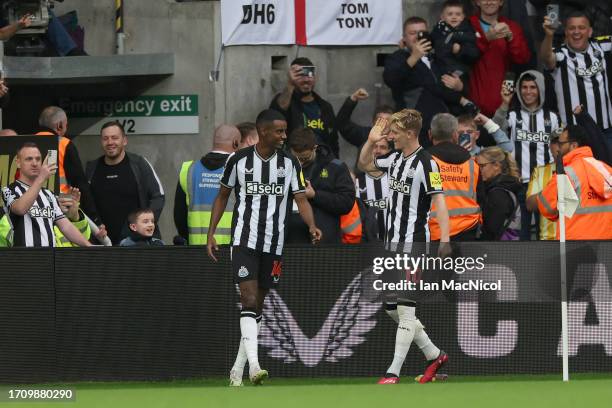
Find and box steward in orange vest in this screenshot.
[428,126,481,241]
[36,106,101,225]
[340,198,379,244]
[529,126,612,240]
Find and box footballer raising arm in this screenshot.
[358,117,388,175]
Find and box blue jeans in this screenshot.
[47,9,77,56]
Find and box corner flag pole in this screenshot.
[556,157,569,382]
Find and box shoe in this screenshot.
[229,369,243,387]
[377,374,400,384]
[418,352,448,384]
[250,369,269,385]
[415,374,448,382]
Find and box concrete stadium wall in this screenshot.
[41,0,442,240]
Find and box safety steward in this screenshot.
[174,124,239,245]
[528,125,612,240]
[428,114,481,241]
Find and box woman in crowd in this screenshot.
[476,146,522,240]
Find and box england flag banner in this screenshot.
[301,0,402,46]
[221,0,295,45]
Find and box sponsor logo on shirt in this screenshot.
[28,204,54,219]
[516,129,551,143]
[365,198,387,209]
[246,181,284,195]
[576,60,604,78]
[389,178,411,194]
[307,118,325,130]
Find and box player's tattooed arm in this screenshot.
[294,192,322,244]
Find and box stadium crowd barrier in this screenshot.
[0,242,610,383]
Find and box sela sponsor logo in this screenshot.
[389,178,411,194]
[516,129,550,143]
[28,204,54,219]
[246,181,284,195]
[365,198,387,209]
[238,266,249,278]
[258,273,381,366]
[576,60,604,78]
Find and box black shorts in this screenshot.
[231,246,283,289]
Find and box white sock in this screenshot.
[413,325,441,361]
[240,312,260,374]
[232,314,262,375]
[386,305,417,376]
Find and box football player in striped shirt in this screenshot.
[207,109,322,386]
[358,109,451,384]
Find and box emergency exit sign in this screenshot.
[59,95,199,135]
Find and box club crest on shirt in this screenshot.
[276,167,287,178]
[320,169,329,178]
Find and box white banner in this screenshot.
[221,0,295,45]
[304,0,402,46]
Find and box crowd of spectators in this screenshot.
[0,0,611,248]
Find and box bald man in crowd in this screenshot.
[174,124,240,245]
[0,129,17,136]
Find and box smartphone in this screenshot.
[458,133,471,148]
[417,31,432,43]
[46,149,57,167]
[502,72,516,94]
[301,65,315,78]
[546,4,560,29]
[452,70,464,77]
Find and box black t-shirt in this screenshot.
[302,100,327,146]
[90,155,139,245]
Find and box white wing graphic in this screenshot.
[259,273,381,367]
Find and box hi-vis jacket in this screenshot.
[537,146,612,240]
[429,142,481,240]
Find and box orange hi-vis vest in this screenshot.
[341,200,363,244]
[429,157,481,240]
[35,132,71,193]
[537,146,612,240]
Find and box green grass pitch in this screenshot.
[3,374,612,408]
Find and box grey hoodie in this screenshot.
[493,70,547,129]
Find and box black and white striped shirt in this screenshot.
[356,172,389,240]
[220,146,305,255]
[508,108,559,183]
[2,180,65,247]
[553,38,612,130]
[375,147,443,251]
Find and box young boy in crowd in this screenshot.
[120,208,164,246]
[431,0,480,115]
